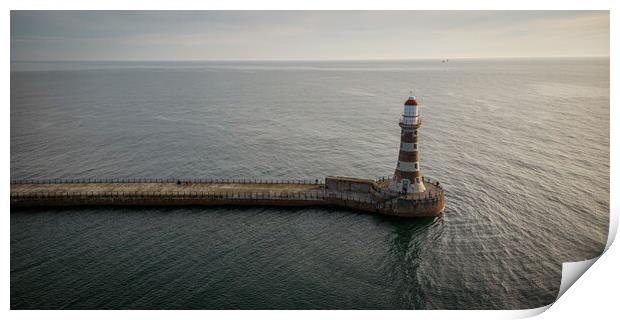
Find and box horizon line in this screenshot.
[10,55,610,63]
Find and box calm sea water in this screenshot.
[10,59,609,309]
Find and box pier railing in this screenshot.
[399,115,422,126]
[10,178,325,185]
[375,175,442,186]
[9,190,326,200]
[373,175,445,199]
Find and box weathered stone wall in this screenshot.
[10,197,327,208]
[325,176,378,193]
[388,197,445,217]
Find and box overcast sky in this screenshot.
[10,11,609,61]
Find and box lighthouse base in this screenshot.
[375,179,444,217]
[388,178,426,194]
[324,176,445,218]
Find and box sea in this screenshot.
[10,58,610,309]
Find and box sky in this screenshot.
[10,11,610,61]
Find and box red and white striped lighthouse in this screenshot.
[389,94,426,194]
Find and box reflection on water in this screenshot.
[381,215,439,309]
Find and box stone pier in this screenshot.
[10,176,445,218]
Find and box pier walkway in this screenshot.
[10,177,445,217]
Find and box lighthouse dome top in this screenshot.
[404,96,418,106]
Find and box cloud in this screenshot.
[10,11,610,61]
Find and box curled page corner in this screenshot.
[557,257,599,300]
[556,190,618,299]
[546,202,617,310]
[519,205,617,317]
[515,255,603,318]
[553,206,615,302]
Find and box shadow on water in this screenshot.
[372,214,444,309]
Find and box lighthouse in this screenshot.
[389,94,426,194]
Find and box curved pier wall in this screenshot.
[382,197,445,217]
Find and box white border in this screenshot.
[3,1,616,319]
